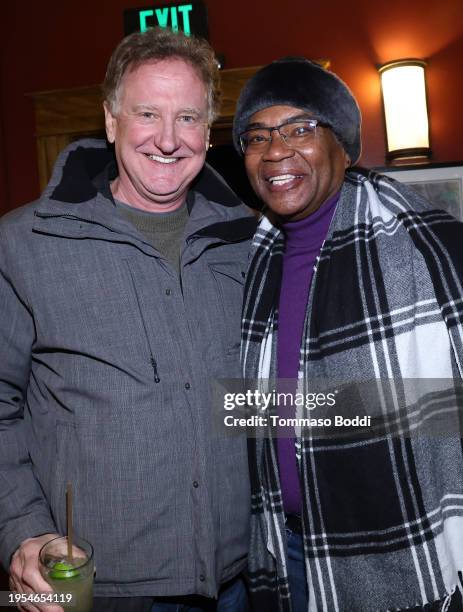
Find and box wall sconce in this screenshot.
[379,59,431,161]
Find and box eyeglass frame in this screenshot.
[239,116,330,155]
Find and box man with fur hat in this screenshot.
[234,57,463,611]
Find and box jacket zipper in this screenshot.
[126,263,161,384]
[150,356,161,384]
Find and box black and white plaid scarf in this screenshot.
[242,169,463,611]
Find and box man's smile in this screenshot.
[265,173,304,190]
[144,153,179,164]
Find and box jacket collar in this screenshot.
[34,138,257,248]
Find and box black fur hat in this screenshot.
[232,57,361,164]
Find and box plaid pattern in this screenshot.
[242,170,463,611]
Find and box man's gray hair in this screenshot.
[102,27,221,124]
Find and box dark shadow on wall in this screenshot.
[206,144,262,211]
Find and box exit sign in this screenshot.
[124,2,209,38]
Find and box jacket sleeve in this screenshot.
[0,224,56,570]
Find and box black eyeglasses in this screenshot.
[239,118,328,154]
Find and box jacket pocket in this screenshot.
[53,413,184,585]
[124,259,161,383]
[209,262,245,357]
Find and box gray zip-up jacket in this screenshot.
[0,139,256,597]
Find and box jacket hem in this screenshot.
[93,557,248,598]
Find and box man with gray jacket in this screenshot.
[0,28,254,611]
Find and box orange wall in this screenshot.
[2,0,463,214]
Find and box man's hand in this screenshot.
[9,534,64,612]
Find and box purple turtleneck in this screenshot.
[277,192,339,516]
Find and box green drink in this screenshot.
[39,536,94,612]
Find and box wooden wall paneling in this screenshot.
[30,86,105,190]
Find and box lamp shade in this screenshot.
[379,60,430,160]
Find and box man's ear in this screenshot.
[103,101,117,144]
[344,150,351,169]
[205,126,211,151]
